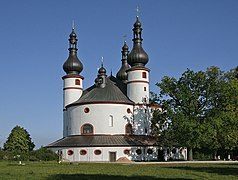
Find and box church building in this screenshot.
[47,16,160,162]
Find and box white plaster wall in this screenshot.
[127,83,149,103]
[63,77,83,108]
[63,111,66,137]
[67,104,133,135]
[127,70,149,82]
[49,146,158,162]
[127,70,149,104]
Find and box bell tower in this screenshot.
[62,23,84,137]
[127,16,150,104]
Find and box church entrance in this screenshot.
[109,152,116,162]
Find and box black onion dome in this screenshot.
[63,28,83,75]
[116,41,129,82]
[98,66,106,75]
[127,16,149,67]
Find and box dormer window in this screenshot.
[81,124,93,135]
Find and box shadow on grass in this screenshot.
[165,164,238,177]
[47,174,189,180]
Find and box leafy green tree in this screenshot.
[156,69,207,160]
[152,66,238,160]
[3,125,35,153]
[200,67,238,158]
[150,92,177,148]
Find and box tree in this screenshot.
[155,69,208,160]
[3,125,35,153]
[152,66,238,160]
[200,67,238,158]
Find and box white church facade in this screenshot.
[47,16,185,162]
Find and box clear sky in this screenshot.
[0,0,237,149]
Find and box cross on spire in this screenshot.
[123,34,127,42]
[101,56,104,67]
[72,19,75,30]
[136,6,140,17]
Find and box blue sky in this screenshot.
[0,0,237,149]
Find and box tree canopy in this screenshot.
[151,66,238,160]
[3,125,35,153]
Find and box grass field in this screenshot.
[0,161,237,179]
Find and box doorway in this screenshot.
[109,152,116,162]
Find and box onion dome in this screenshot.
[63,28,83,75]
[98,66,106,75]
[116,41,129,82]
[95,62,107,88]
[127,16,149,67]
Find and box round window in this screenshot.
[124,149,130,155]
[80,149,87,155]
[136,149,142,155]
[94,150,102,155]
[67,150,74,156]
[84,107,90,113]
[127,108,131,113]
[147,148,153,154]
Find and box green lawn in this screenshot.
[0,161,237,179]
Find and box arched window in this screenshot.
[125,123,133,135]
[81,124,93,135]
[109,115,113,127]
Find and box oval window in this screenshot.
[147,148,153,154]
[80,149,87,155]
[136,149,142,155]
[84,107,90,113]
[67,150,74,156]
[124,149,130,155]
[94,150,102,155]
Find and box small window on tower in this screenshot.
[75,79,80,85]
[144,87,146,91]
[142,72,147,78]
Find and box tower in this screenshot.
[127,16,150,104]
[62,25,84,137]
